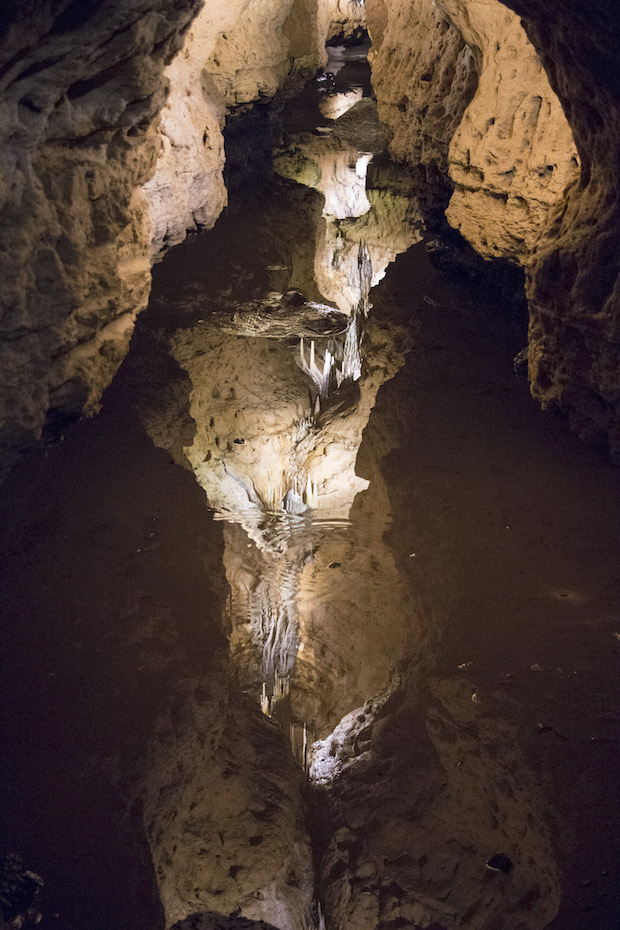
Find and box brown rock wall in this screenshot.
[367,0,578,262]
[499,0,620,459]
[0,0,332,473]
[441,0,578,262]
[0,0,202,465]
[369,0,620,456]
[367,0,478,173]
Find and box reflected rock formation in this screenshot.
[310,673,561,930]
[274,99,422,313]
[142,663,315,930]
[167,255,412,739]
[134,81,561,930]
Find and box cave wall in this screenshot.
[143,0,253,255]
[0,0,331,471]
[145,0,371,254]
[499,0,620,459]
[318,0,367,45]
[0,0,618,474]
[367,0,620,459]
[0,0,202,468]
[441,0,578,262]
[367,0,478,176]
[367,0,578,262]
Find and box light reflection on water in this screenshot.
[151,57,420,755]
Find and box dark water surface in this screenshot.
[2,57,620,930]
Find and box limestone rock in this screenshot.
[0,0,333,473]
[145,0,331,255]
[142,669,314,930]
[206,0,310,108]
[500,0,620,460]
[318,0,368,45]
[0,0,202,468]
[367,0,478,173]
[143,2,250,255]
[368,0,620,455]
[441,0,579,262]
[368,0,578,263]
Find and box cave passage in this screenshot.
[2,52,620,930]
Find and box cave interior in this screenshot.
[0,2,619,930]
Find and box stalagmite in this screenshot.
[261,682,270,716]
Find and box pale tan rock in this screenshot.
[143,1,253,254]
[144,0,351,256]
[500,0,620,460]
[317,0,368,45]
[0,0,203,463]
[367,0,478,172]
[441,0,579,262]
[368,0,620,453]
[0,0,333,470]
[368,0,578,262]
[207,0,303,107]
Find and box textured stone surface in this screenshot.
[0,0,202,466]
[499,0,620,460]
[367,0,578,262]
[143,1,251,255]
[206,0,309,107]
[0,0,333,472]
[318,0,367,44]
[145,0,340,254]
[367,0,478,173]
[142,670,315,930]
[368,0,620,456]
[442,0,579,262]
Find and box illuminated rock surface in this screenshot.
[367,0,578,262]
[0,0,201,470]
[1,6,620,930]
[367,0,619,456]
[0,0,331,471]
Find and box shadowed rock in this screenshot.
[170,913,280,930]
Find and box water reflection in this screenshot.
[154,88,421,750]
[319,87,364,120]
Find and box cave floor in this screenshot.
[2,62,620,930]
